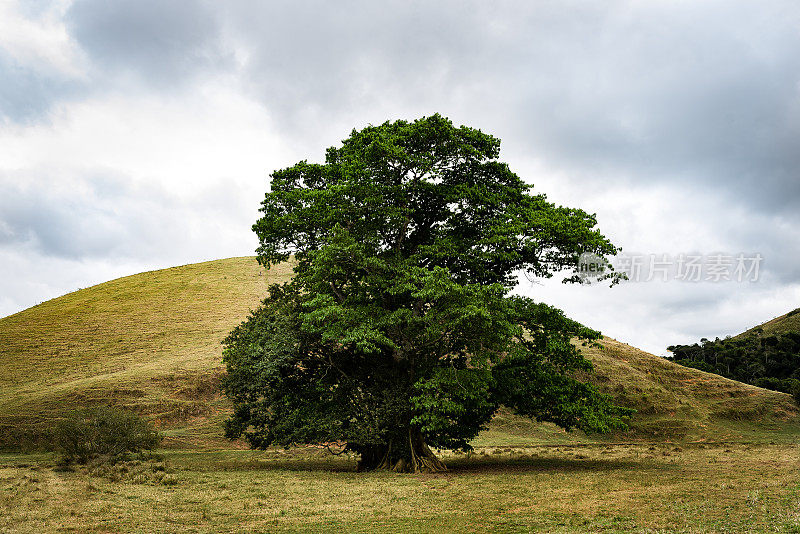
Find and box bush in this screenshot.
[790,380,800,406]
[754,377,786,392]
[55,406,160,463]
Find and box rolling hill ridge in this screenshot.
[737,307,800,338]
[1,257,798,450]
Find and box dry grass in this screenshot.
[2,443,799,533]
[0,257,292,449]
[580,338,800,443]
[737,307,800,338]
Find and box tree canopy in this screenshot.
[222,114,632,472]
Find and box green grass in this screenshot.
[1,257,798,451]
[2,443,799,532]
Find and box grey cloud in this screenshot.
[0,172,173,259]
[0,51,80,123]
[53,0,800,219]
[215,2,501,133]
[0,164,261,269]
[718,211,800,285]
[497,3,800,213]
[211,1,800,216]
[66,0,230,89]
[5,0,794,216]
[1,0,229,123]
[0,170,257,263]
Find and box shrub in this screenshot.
[754,377,785,392]
[790,379,800,406]
[55,406,160,463]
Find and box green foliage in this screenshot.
[223,114,631,471]
[55,406,161,463]
[411,367,497,451]
[791,380,800,406]
[492,299,630,434]
[668,333,800,396]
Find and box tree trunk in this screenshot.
[353,429,447,473]
[355,444,388,472]
[407,428,447,473]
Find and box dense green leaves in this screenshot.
[223,114,631,471]
[411,367,497,451]
[254,114,619,287]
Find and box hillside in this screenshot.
[1,257,798,450]
[737,307,800,338]
[583,338,798,441]
[0,257,291,449]
[667,307,800,397]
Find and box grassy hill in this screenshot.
[1,257,798,450]
[581,338,798,442]
[0,257,290,449]
[737,307,800,338]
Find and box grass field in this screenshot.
[2,443,799,533]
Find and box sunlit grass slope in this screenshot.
[0,257,291,449]
[584,338,799,441]
[1,257,797,450]
[479,337,800,446]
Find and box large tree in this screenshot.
[222,114,632,472]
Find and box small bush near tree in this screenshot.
[55,406,160,463]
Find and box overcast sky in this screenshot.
[2,0,799,355]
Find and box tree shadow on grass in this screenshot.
[170,450,655,475]
[442,455,648,475]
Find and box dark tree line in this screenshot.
[667,331,800,402]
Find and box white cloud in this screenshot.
[0,0,86,78]
[0,78,294,313]
[1,79,292,190]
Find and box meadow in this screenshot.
[2,442,800,533]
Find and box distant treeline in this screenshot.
[667,331,800,400]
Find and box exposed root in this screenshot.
[375,442,392,470]
[391,458,407,472]
[409,428,447,473]
[354,431,448,473]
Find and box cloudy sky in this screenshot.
[2,0,799,355]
